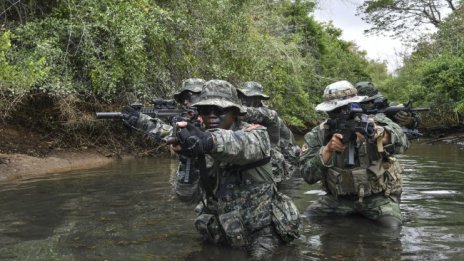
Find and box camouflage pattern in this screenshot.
[243,107,280,144]
[241,106,300,182]
[299,113,408,222]
[355,81,383,102]
[237,81,270,99]
[135,113,172,142]
[173,78,205,103]
[306,193,402,222]
[356,81,421,130]
[316,81,367,112]
[193,80,246,114]
[279,118,301,178]
[173,79,299,257]
[176,120,300,256]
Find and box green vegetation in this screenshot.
[0,0,383,130]
[372,5,464,127]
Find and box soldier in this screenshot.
[173,78,205,108]
[355,81,421,130]
[237,81,300,183]
[170,80,300,259]
[300,80,409,228]
[121,78,205,201]
[121,78,205,142]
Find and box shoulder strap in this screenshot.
[234,156,271,175]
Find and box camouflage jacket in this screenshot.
[135,113,172,141]
[241,106,280,146]
[241,106,301,180]
[299,113,409,185]
[174,121,279,236]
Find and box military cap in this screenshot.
[355,81,384,102]
[315,80,367,112]
[237,81,270,100]
[173,78,205,103]
[193,80,246,114]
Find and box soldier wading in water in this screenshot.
[299,80,409,228]
[120,79,300,259]
[121,79,300,258]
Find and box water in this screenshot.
[0,142,463,260]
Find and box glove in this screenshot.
[394,111,414,127]
[177,122,214,158]
[121,105,140,128]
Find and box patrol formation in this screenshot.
[113,78,420,259]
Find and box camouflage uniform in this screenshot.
[173,78,205,105]
[238,82,300,182]
[175,80,300,259]
[356,81,422,131]
[126,78,206,142]
[300,81,409,225]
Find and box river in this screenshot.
[0,142,463,260]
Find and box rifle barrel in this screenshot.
[411,108,430,112]
[95,112,123,119]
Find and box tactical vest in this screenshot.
[322,128,403,201]
[196,158,275,247]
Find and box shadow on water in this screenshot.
[0,142,463,260]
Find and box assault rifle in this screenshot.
[324,103,376,166]
[365,100,430,119]
[96,99,197,122]
[365,100,430,139]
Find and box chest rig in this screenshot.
[323,129,403,204]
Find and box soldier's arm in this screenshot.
[243,107,281,145]
[374,113,409,154]
[209,126,271,165]
[299,126,331,184]
[135,113,172,141]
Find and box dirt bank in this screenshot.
[0,150,115,183]
[0,123,165,183]
[0,125,121,183]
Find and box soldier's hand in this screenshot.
[324,133,345,153]
[394,111,414,127]
[121,105,140,128]
[172,122,214,158]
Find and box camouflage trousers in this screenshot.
[305,193,402,222]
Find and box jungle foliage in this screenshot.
[0,0,386,131]
[375,5,464,127]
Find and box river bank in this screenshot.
[0,125,134,183]
[0,150,114,183]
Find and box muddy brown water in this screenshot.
[0,142,463,260]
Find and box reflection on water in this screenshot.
[0,142,463,260]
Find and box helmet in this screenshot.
[237,81,270,100]
[173,78,205,103]
[355,81,383,102]
[315,80,367,112]
[193,80,246,115]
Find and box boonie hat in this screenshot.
[315,80,367,112]
[173,78,205,103]
[355,81,384,102]
[193,80,246,115]
[237,81,270,100]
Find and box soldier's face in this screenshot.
[242,96,262,107]
[361,101,375,111]
[178,91,201,108]
[197,106,237,129]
